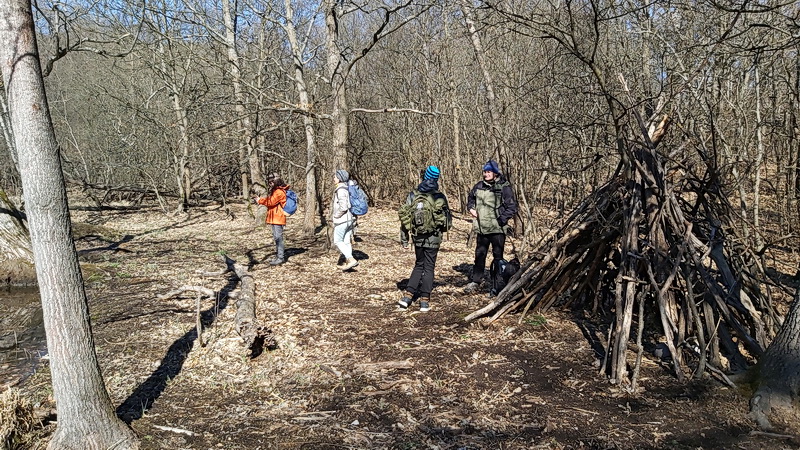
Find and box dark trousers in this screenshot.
[471,233,506,283]
[407,245,439,299]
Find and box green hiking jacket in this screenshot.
[466,175,518,235]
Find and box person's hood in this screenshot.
[417,178,439,193]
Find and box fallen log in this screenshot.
[219,255,275,355]
[158,257,274,355]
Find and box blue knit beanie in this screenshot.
[335,169,349,183]
[424,165,440,180]
[482,160,501,174]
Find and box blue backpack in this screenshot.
[283,189,298,215]
[348,183,368,216]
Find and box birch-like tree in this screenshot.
[0,0,139,447]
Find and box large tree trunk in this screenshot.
[222,0,264,199]
[283,0,319,236]
[221,256,272,353]
[0,1,138,448]
[324,0,349,173]
[750,291,800,430]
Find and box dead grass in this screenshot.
[0,388,41,450]
[11,200,800,449]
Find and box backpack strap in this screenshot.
[488,181,506,218]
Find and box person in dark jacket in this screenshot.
[398,165,451,312]
[464,159,518,293]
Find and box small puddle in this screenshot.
[0,287,46,389]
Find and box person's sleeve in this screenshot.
[466,184,477,210]
[498,184,518,225]
[264,189,286,208]
[333,188,348,219]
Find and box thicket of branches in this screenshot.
[466,111,785,387]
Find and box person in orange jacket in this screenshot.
[255,173,289,265]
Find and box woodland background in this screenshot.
[2,0,798,256]
[2,1,800,448]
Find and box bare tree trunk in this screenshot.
[791,57,800,225]
[158,41,192,212]
[324,0,349,173]
[0,1,138,448]
[750,291,800,430]
[283,0,319,236]
[460,0,507,166]
[452,104,466,210]
[222,0,263,199]
[753,54,765,248]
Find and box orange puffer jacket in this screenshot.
[257,186,288,225]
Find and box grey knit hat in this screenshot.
[335,169,350,183]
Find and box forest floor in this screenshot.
[15,200,800,449]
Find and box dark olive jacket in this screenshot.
[466,175,517,235]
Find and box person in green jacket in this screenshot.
[397,165,451,312]
[464,160,518,294]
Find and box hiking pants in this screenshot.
[272,224,285,260]
[333,220,355,259]
[471,232,506,283]
[407,245,439,299]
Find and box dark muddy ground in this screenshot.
[15,201,800,449]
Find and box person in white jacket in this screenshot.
[332,169,358,271]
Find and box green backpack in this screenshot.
[398,190,449,236]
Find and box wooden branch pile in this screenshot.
[468,122,782,387]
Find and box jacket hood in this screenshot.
[417,178,439,193]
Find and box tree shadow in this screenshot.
[570,311,608,363]
[76,234,135,257]
[765,266,800,290]
[451,263,472,276]
[245,247,307,265]
[285,247,307,259]
[115,273,239,423]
